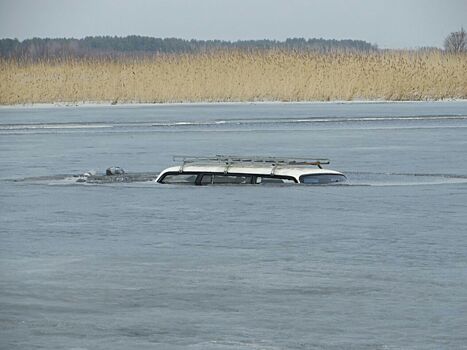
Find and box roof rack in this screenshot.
[173,155,330,169]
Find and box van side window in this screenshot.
[200,174,252,185]
[256,176,295,184]
[213,175,252,184]
[200,174,213,185]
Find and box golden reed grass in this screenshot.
[1,51,466,104]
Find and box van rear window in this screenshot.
[300,174,346,184]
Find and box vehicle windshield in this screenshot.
[160,173,197,184]
[300,174,346,184]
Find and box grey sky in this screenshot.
[0,0,466,48]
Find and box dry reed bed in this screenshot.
[1,51,466,104]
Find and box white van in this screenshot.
[156,156,346,185]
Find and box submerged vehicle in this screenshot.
[156,155,346,185]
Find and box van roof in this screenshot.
[156,155,345,182]
[160,164,343,179]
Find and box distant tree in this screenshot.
[444,27,466,53]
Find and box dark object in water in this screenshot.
[106,166,125,176]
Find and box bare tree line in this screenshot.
[1,29,464,61]
[0,36,377,60]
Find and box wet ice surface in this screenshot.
[12,170,467,187]
[1,102,467,349]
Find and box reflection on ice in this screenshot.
[345,172,467,186]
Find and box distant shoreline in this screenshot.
[1,99,467,109]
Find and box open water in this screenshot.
[1,102,467,349]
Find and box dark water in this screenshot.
[1,102,467,349]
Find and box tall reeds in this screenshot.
[1,51,466,105]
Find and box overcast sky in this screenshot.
[0,0,466,48]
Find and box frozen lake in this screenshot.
[1,101,467,349]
